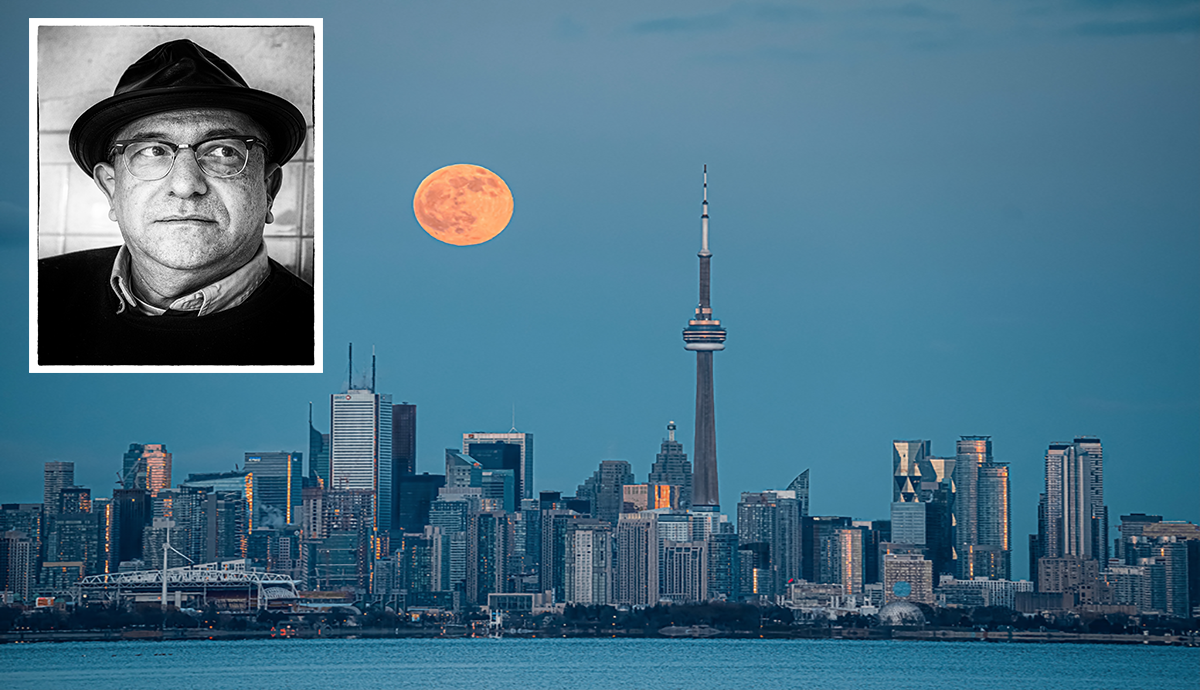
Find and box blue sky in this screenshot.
[3,1,1197,578]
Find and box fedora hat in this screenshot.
[68,38,307,174]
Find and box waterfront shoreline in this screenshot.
[2,627,1195,646]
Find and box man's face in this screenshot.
[94,108,279,278]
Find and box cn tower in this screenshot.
[682,165,726,510]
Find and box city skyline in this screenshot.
[1,1,1196,590]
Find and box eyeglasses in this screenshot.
[109,136,268,181]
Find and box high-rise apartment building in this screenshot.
[331,388,393,537]
[615,512,658,606]
[476,511,514,605]
[45,511,101,574]
[737,490,800,596]
[661,540,708,603]
[1038,437,1108,564]
[787,470,810,519]
[462,432,533,502]
[648,422,693,510]
[955,436,1012,580]
[706,527,739,601]
[0,531,35,602]
[565,522,613,605]
[824,527,864,596]
[43,462,74,516]
[972,461,1011,579]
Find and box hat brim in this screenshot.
[69,85,307,174]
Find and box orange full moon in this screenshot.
[413,164,514,246]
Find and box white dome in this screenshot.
[878,601,926,627]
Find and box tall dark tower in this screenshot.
[682,166,726,510]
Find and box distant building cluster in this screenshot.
[2,174,1195,621]
[3,421,1196,620]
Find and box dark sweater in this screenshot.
[38,246,314,366]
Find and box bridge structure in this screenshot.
[77,560,299,611]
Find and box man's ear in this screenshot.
[93,162,118,222]
[264,163,282,224]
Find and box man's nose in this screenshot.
[166,147,209,197]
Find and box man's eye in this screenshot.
[132,144,171,158]
[200,143,246,161]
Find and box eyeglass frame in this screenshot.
[108,135,270,181]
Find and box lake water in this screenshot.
[1,638,1196,689]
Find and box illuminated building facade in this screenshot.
[973,461,1011,579]
[244,451,303,526]
[648,422,692,510]
[954,436,1012,580]
[120,444,172,497]
[58,486,91,514]
[824,527,864,596]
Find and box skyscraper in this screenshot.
[43,462,74,516]
[330,388,393,534]
[889,440,955,576]
[462,432,533,501]
[576,459,634,526]
[787,470,810,519]
[308,402,330,487]
[393,403,417,477]
[954,436,1011,579]
[648,422,692,510]
[974,461,1011,579]
[615,512,658,606]
[121,444,172,497]
[243,451,303,526]
[737,490,800,596]
[1038,437,1108,563]
[682,167,726,510]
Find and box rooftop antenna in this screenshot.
[700,164,709,255]
[372,346,377,393]
[308,401,313,426]
[348,343,354,391]
[510,403,517,432]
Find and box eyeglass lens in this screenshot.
[122,139,252,180]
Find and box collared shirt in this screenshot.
[108,243,271,317]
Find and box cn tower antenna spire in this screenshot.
[682,165,726,511]
[701,165,710,256]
